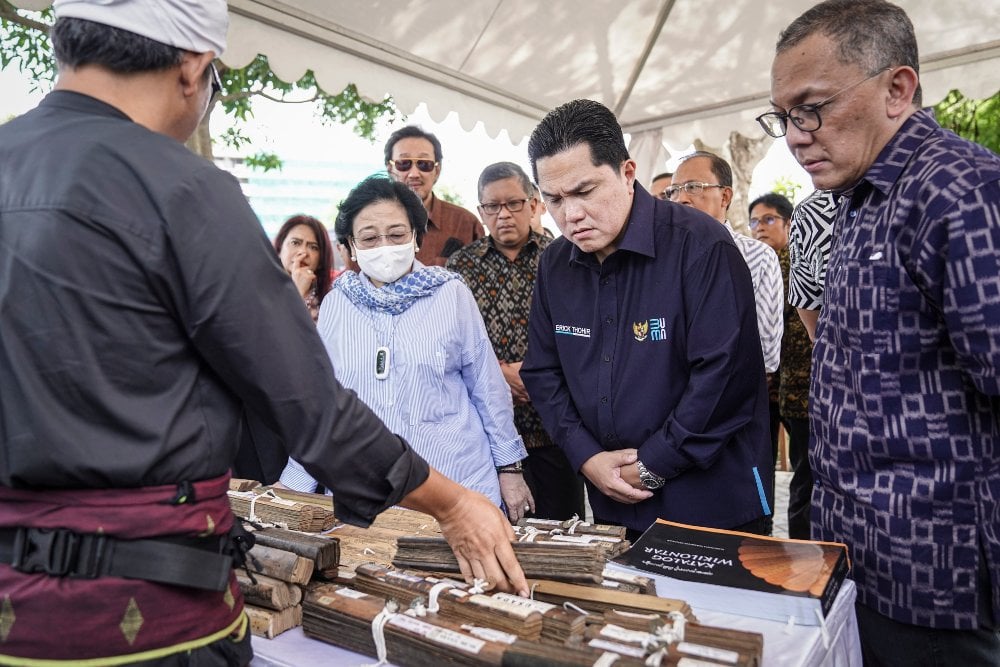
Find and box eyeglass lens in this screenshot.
[480,199,528,215]
[390,159,437,173]
[749,215,783,228]
[354,229,413,249]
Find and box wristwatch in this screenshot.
[636,460,665,490]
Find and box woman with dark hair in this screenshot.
[273,214,333,322]
[280,175,534,522]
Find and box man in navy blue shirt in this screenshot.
[521,99,773,540]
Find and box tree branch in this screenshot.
[0,1,51,33]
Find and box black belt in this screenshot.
[0,527,236,592]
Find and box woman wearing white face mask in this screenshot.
[279,176,534,523]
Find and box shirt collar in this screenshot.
[42,90,133,122]
[424,192,443,227]
[476,232,544,260]
[851,108,937,199]
[568,182,657,266]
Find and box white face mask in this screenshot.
[355,241,415,284]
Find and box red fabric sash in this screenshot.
[0,473,245,662]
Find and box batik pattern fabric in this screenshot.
[811,108,1000,629]
[776,245,813,420]
[787,190,838,310]
[447,232,553,449]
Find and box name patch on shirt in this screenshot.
[633,317,667,342]
[555,324,591,338]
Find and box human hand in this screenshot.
[500,361,531,405]
[404,469,528,595]
[499,471,535,523]
[289,254,316,297]
[580,449,654,505]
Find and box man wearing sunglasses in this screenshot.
[765,1,1000,663]
[0,1,526,663]
[384,126,484,266]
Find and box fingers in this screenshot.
[603,475,653,504]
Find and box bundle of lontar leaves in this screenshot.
[511,524,631,560]
[345,563,585,643]
[302,582,650,667]
[516,516,627,539]
[393,537,607,585]
[227,489,336,532]
[582,612,764,667]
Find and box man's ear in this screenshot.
[178,51,215,98]
[886,66,919,118]
[721,186,734,211]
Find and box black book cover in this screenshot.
[612,519,850,623]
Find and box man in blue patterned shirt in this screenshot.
[761,0,1000,663]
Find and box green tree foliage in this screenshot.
[769,176,803,204]
[933,89,1000,155]
[0,1,399,167]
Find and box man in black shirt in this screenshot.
[0,1,525,663]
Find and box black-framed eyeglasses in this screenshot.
[388,159,438,173]
[755,67,891,138]
[209,62,222,100]
[478,198,531,216]
[749,214,786,229]
[665,182,727,200]
[352,228,414,250]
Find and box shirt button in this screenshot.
[605,433,614,440]
[603,355,611,362]
[605,317,614,324]
[601,396,608,404]
[850,210,857,218]
[601,278,610,286]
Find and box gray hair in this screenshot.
[777,0,921,106]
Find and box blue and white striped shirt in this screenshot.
[280,269,526,506]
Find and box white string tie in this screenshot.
[565,514,584,534]
[247,489,279,524]
[468,578,489,594]
[364,602,397,666]
[427,581,456,613]
[563,601,589,615]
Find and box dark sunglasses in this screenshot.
[388,159,438,173]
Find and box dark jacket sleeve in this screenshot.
[637,241,766,478]
[521,250,605,471]
[167,166,429,526]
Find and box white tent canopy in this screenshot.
[16,0,1000,148]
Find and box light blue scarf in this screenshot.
[335,266,463,315]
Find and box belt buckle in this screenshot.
[11,528,107,578]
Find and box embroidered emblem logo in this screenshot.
[555,324,591,338]
[634,317,668,342]
[632,321,648,342]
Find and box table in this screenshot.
[250,577,861,666]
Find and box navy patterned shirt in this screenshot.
[811,108,1000,629]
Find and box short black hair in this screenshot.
[383,126,443,164]
[477,162,534,201]
[748,193,794,220]
[777,0,921,105]
[527,99,630,184]
[334,175,428,246]
[651,172,674,183]
[51,17,183,73]
[679,151,733,188]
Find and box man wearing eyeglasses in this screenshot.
[0,1,527,662]
[384,125,484,267]
[670,152,784,375]
[522,99,773,542]
[448,162,585,521]
[764,1,1000,663]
